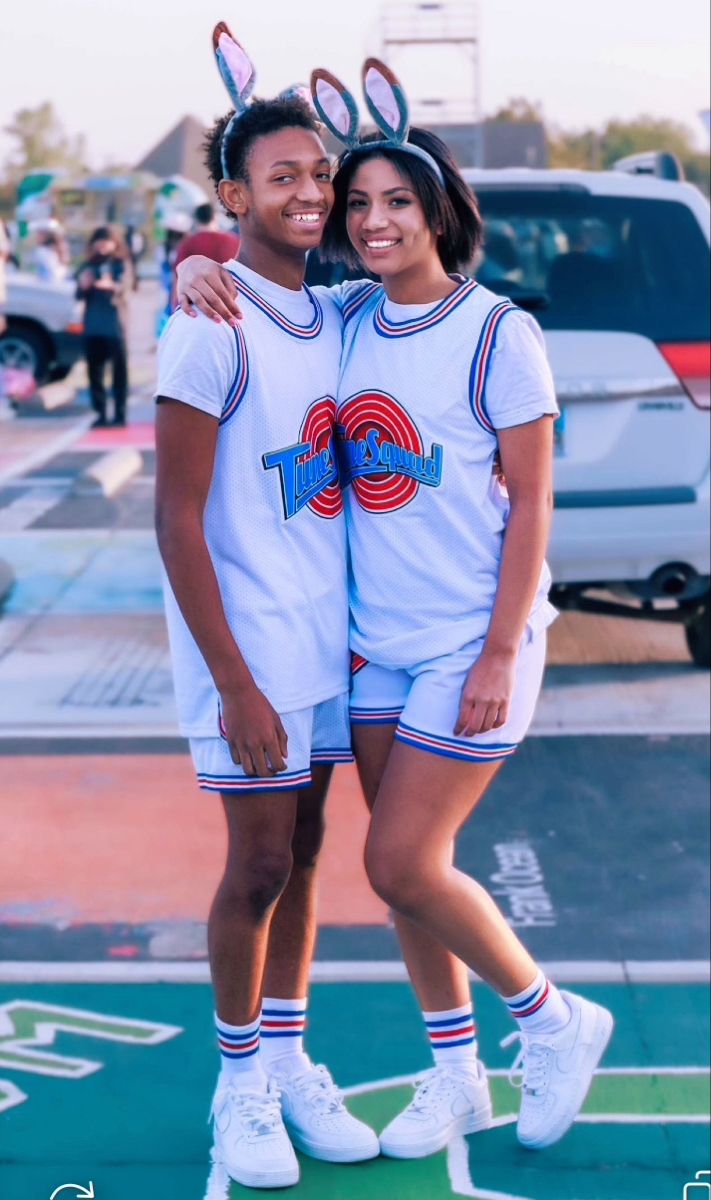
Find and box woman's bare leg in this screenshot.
[364,741,539,996]
[354,724,473,1011]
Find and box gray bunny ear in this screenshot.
[213,21,257,112]
[362,58,409,143]
[278,83,314,109]
[310,69,360,147]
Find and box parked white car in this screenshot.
[0,268,84,384]
[461,154,710,666]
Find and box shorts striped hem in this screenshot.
[197,769,313,793]
[395,721,518,762]
[350,706,404,724]
[310,748,355,764]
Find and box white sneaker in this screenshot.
[379,1061,492,1159]
[502,989,614,1149]
[210,1079,299,1188]
[273,1062,380,1163]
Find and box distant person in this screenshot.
[76,226,130,428]
[171,202,240,303]
[156,215,191,337]
[125,224,146,291]
[0,220,8,410]
[0,219,8,339]
[32,228,69,283]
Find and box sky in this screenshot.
[0,0,709,172]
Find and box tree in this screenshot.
[2,102,87,182]
[490,98,545,124]
[550,114,709,194]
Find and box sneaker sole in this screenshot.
[379,1102,493,1159]
[518,1004,614,1150]
[220,1162,300,1189]
[286,1127,381,1163]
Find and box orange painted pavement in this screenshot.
[4,756,388,926]
[76,422,156,451]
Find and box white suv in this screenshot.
[0,269,84,384]
[462,156,710,667]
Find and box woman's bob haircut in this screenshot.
[321,126,483,274]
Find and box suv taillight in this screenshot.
[658,342,711,410]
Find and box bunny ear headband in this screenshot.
[213,22,313,179]
[310,57,444,186]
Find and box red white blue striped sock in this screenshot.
[504,970,571,1036]
[259,997,310,1072]
[424,1002,479,1069]
[215,1013,266,1086]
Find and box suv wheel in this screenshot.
[0,323,51,385]
[685,597,711,669]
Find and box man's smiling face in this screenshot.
[220,127,334,256]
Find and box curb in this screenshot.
[31,379,79,412]
[72,447,143,497]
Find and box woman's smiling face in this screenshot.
[346,154,441,281]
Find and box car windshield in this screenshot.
[469,190,711,342]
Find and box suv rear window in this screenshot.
[470,191,711,342]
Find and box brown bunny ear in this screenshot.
[310,69,361,147]
[213,21,257,113]
[362,58,409,144]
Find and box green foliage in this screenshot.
[2,102,87,182]
[490,97,545,124]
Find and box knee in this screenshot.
[364,839,427,918]
[291,811,326,871]
[222,849,294,921]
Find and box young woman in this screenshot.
[175,66,613,1160]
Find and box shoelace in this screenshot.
[404,1067,460,1116]
[501,1031,550,1097]
[289,1064,346,1113]
[212,1085,284,1135]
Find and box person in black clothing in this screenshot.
[76,226,130,427]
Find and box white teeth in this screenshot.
[366,239,398,249]
[289,213,321,223]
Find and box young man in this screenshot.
[154,96,378,1190]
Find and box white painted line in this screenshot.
[0,960,708,984]
[341,1068,710,1099]
[0,488,65,532]
[0,413,93,488]
[448,1134,529,1200]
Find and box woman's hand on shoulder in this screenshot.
[176,255,244,325]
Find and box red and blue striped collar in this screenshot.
[226,267,323,339]
[374,276,478,338]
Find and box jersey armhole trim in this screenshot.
[469,301,517,433]
[219,323,249,425]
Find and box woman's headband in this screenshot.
[213,22,312,179]
[310,58,445,187]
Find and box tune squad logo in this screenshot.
[336,390,443,513]
[262,397,343,520]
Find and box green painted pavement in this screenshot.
[0,981,708,1200]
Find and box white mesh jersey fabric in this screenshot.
[156,262,348,736]
[337,279,559,669]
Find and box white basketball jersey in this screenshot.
[336,278,559,669]
[156,262,348,736]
